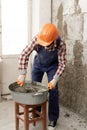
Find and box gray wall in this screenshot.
[0,0,2,57]
[0,0,2,101]
[52,0,87,118]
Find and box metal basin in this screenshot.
[9,80,48,105]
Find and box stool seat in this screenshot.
[15,101,47,130]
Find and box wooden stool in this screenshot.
[15,101,47,130]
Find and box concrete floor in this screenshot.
[0,98,87,130]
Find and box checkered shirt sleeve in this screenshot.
[53,40,66,81]
[18,36,37,74]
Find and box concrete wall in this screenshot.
[52,0,87,118]
[0,0,2,101]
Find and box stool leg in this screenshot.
[15,102,19,130]
[42,102,47,130]
[32,107,36,126]
[24,105,29,130]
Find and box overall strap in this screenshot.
[55,36,61,48]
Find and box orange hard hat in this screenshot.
[37,23,59,46]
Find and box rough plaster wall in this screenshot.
[0,0,2,56]
[52,0,87,118]
[0,0,2,101]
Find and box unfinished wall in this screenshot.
[0,0,1,55]
[52,0,87,118]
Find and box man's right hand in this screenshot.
[17,74,26,86]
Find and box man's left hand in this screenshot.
[48,79,57,90]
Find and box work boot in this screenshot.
[48,120,57,130]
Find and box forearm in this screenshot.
[53,63,66,81]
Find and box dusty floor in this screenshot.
[0,98,87,130]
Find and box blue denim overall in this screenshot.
[32,37,60,121]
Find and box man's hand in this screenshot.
[17,74,26,86]
[48,79,57,90]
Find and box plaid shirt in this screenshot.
[18,35,66,81]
